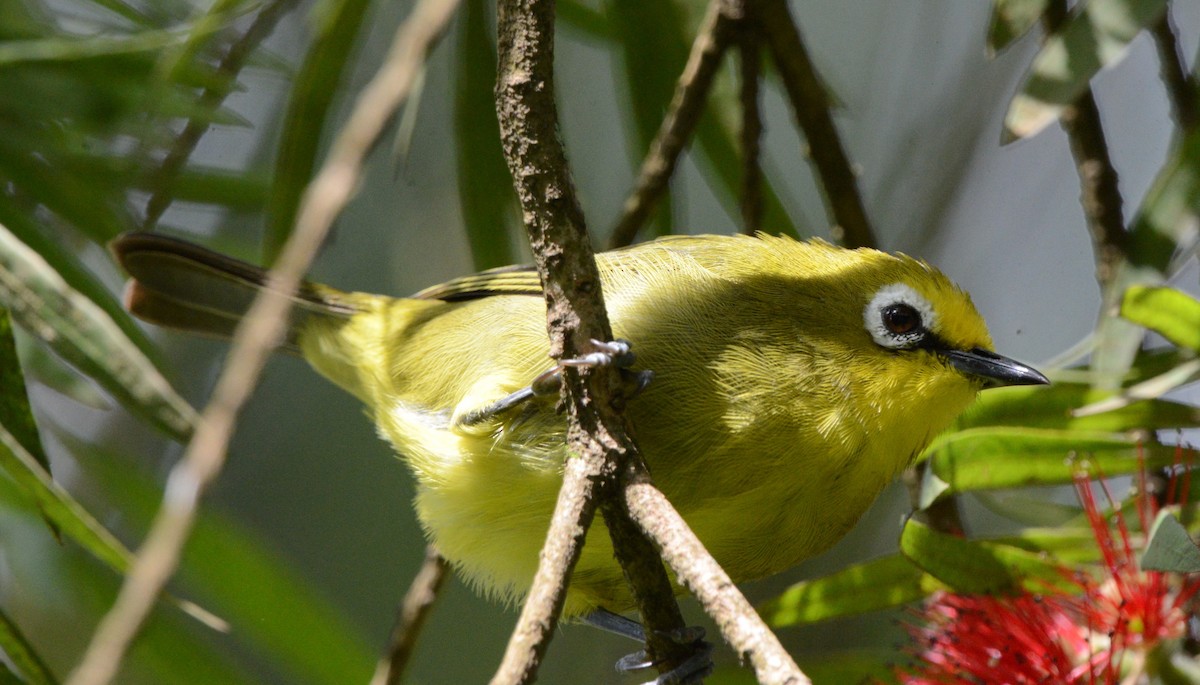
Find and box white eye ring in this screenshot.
[864,283,938,350]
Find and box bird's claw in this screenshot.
[616,628,713,685]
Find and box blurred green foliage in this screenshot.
[0,0,1197,683]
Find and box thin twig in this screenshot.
[623,473,809,685]
[1043,0,1127,290]
[753,0,875,249]
[608,0,737,249]
[1150,9,1198,132]
[370,547,450,685]
[141,0,298,230]
[492,0,695,681]
[737,7,763,235]
[65,3,460,684]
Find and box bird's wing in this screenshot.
[410,264,542,301]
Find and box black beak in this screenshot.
[941,347,1049,388]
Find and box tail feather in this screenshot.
[111,232,354,350]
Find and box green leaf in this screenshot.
[0,604,55,685]
[264,0,373,261]
[987,0,1049,53]
[0,309,49,474]
[926,427,1195,492]
[899,519,1072,595]
[1122,286,1200,352]
[960,382,1200,433]
[0,223,197,440]
[1003,0,1168,140]
[0,25,193,64]
[0,423,132,582]
[455,0,517,270]
[760,555,938,627]
[1142,510,1200,573]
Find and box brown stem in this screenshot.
[370,547,450,685]
[491,0,687,682]
[608,0,737,249]
[1151,9,1198,132]
[141,0,298,230]
[623,472,810,685]
[1043,0,1127,290]
[753,0,875,249]
[738,11,764,235]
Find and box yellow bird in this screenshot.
[113,232,1047,619]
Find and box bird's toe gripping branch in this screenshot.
[455,339,654,429]
[585,609,713,685]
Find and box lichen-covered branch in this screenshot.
[491,0,687,681]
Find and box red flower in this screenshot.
[899,447,1200,684]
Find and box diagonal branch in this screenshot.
[65,3,460,684]
[753,0,876,249]
[608,0,739,249]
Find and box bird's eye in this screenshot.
[881,303,921,336]
[864,283,937,350]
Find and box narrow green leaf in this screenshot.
[1122,286,1200,352]
[0,605,55,685]
[0,424,131,578]
[899,519,1071,595]
[927,427,1195,492]
[264,0,372,261]
[760,555,938,627]
[455,0,517,270]
[987,0,1049,53]
[0,310,48,473]
[0,26,192,64]
[0,223,197,440]
[960,382,1200,433]
[1003,0,1168,140]
[1142,510,1200,573]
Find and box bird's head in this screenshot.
[858,260,1048,390]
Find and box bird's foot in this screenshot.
[585,609,714,685]
[455,339,652,429]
